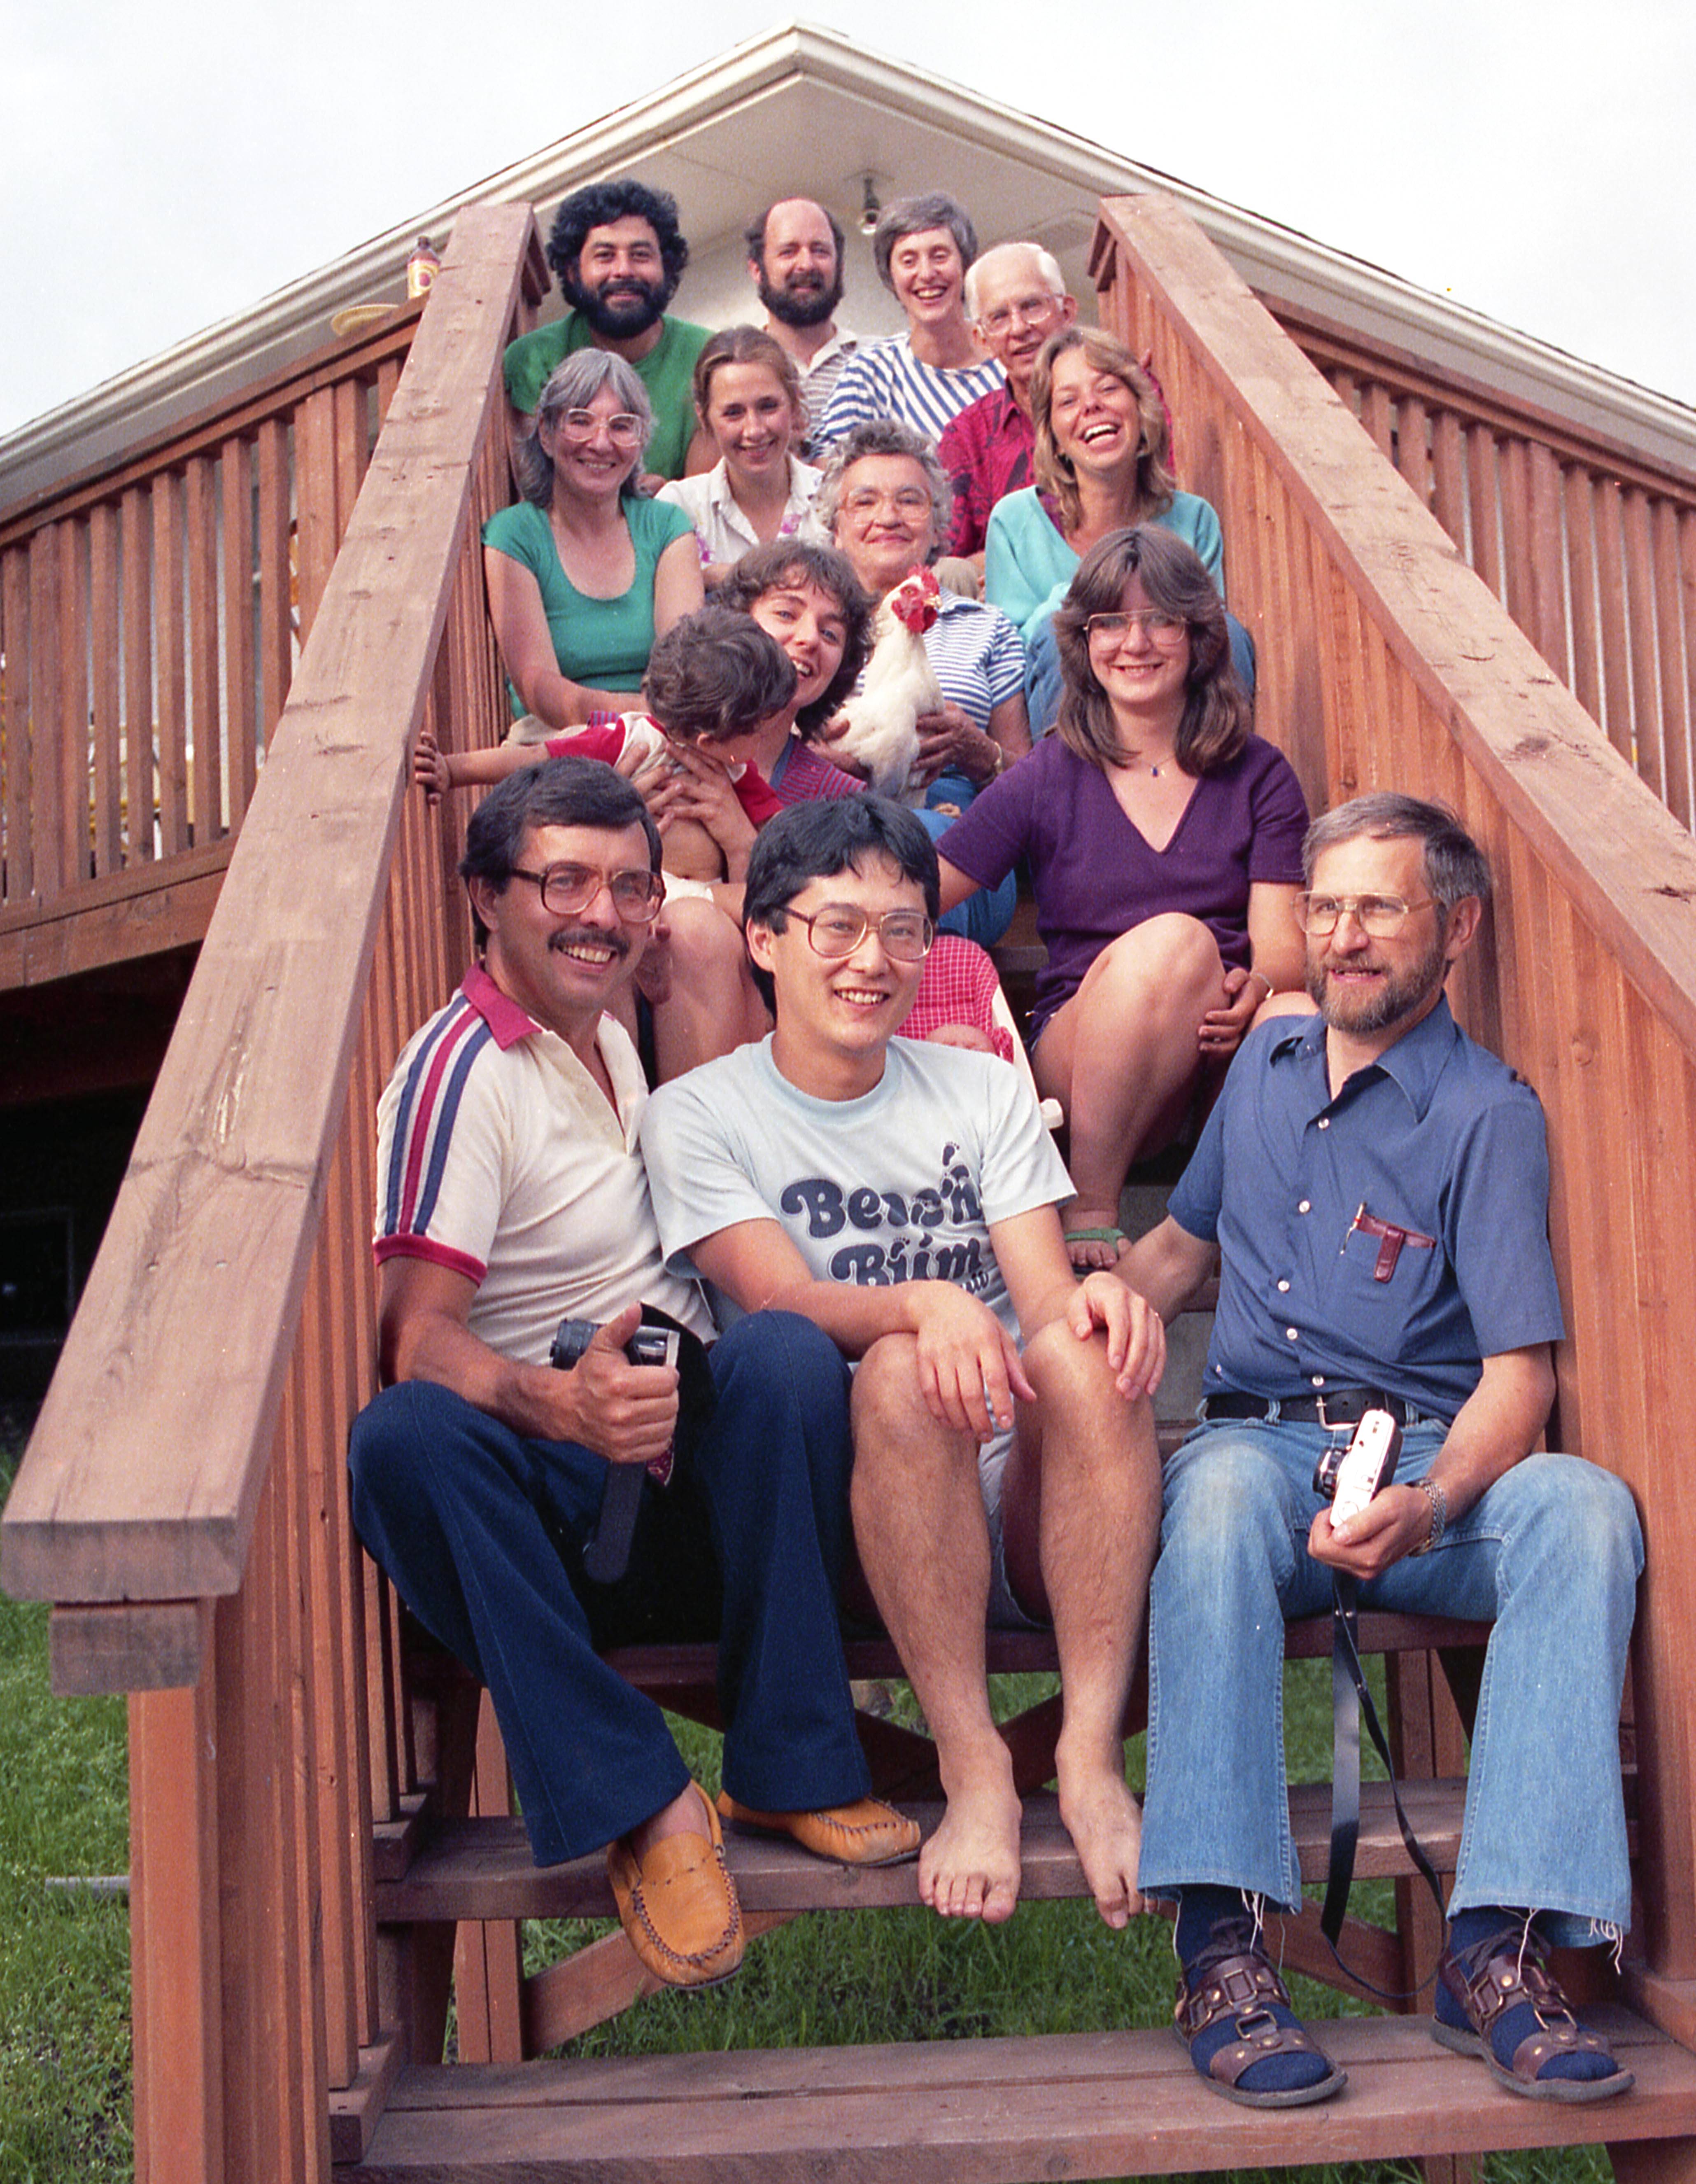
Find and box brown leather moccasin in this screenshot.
[716,1791,921,1867]
[606,1784,743,1988]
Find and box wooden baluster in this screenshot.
[221,432,259,824]
[1654,497,1693,830]
[120,483,154,861]
[28,523,65,901]
[86,502,122,879]
[1624,485,1664,801]
[185,453,223,847]
[1565,466,1603,727]
[1593,475,1635,766]
[58,517,91,887]
[256,415,292,751]
[153,470,189,857]
[1527,439,1569,682]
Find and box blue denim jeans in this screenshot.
[1138,1414,1643,1945]
[348,1311,869,1864]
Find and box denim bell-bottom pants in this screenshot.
[1138,1415,1642,1946]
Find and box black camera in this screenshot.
[1312,1408,1402,1523]
[550,1316,681,1377]
[550,1307,713,1583]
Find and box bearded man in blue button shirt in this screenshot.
[1114,792,1641,2111]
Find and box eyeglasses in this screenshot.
[1085,609,1188,647]
[557,409,645,447]
[783,905,935,962]
[508,863,664,922]
[840,487,933,518]
[977,294,1065,337]
[1294,893,1436,938]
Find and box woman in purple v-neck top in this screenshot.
[937,526,1310,1265]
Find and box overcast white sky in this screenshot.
[4,0,1692,439]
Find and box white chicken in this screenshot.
[828,566,945,801]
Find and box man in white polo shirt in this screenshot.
[348,757,916,1995]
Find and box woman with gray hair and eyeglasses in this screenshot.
[484,350,704,733]
[815,192,1004,450]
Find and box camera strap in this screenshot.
[1322,1572,1444,1992]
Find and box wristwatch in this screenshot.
[1412,1477,1447,1555]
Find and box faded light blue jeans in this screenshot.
[1138,1415,1644,1947]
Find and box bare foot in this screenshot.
[1057,1761,1145,1929]
[918,1760,1023,1923]
[1061,1204,1125,1273]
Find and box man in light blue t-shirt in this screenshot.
[641,797,1164,1937]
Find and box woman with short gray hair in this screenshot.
[816,192,1003,449]
[484,350,704,730]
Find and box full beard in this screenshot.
[569,278,668,340]
[1306,929,1447,1035]
[759,269,843,329]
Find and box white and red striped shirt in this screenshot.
[373,964,713,1364]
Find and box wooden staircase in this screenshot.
[335,1615,1696,2182]
[9,187,1696,2182]
[349,2015,1696,2183]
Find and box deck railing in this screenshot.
[1268,299,1696,828]
[0,293,424,986]
[1099,190,1696,2004]
[0,201,545,2183]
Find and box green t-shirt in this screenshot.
[481,496,694,712]
[502,313,711,483]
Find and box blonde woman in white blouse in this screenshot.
[658,327,826,589]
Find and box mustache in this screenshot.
[548,925,631,961]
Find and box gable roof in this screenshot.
[5,21,1692,510]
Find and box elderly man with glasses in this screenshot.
[347,757,918,1997]
[1113,792,1642,2112]
[937,242,1078,571]
[641,796,1165,1938]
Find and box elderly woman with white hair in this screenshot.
[816,192,1004,449]
[814,417,1030,806]
[483,350,704,730]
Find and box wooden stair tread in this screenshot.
[598,1612,1493,1692]
[375,1782,1475,1924]
[339,2006,1696,2177]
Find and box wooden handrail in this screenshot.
[0,200,540,2184]
[1095,188,1696,1993]
[0,202,541,1639]
[0,308,424,548]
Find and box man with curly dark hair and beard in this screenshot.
[505,180,711,482]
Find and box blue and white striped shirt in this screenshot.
[818,336,1004,451]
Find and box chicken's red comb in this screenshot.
[888,565,942,635]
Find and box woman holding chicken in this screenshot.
[815,418,1030,808]
[937,525,1308,1267]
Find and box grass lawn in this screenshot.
[0,1405,131,2184]
[0,1397,1610,2182]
